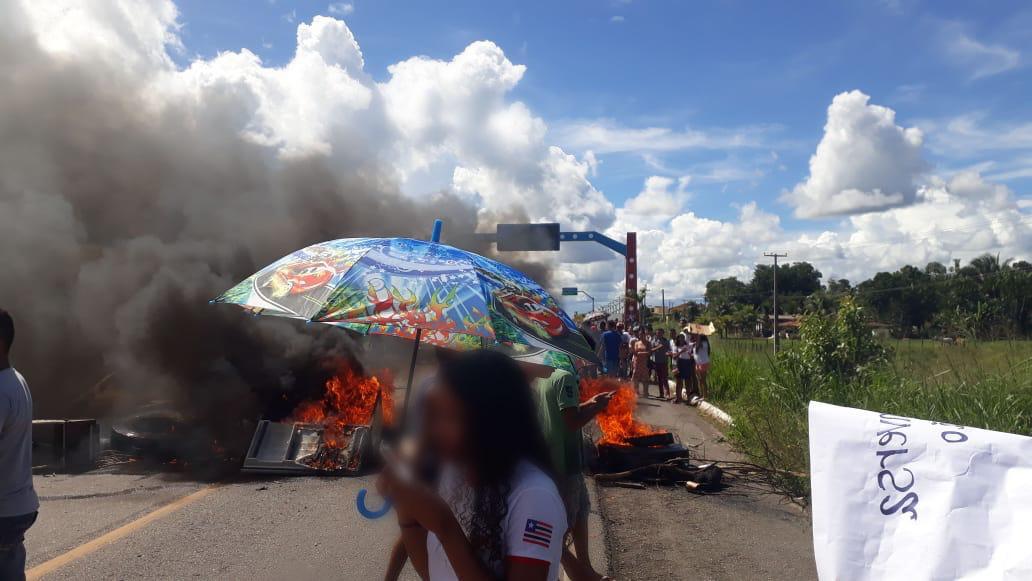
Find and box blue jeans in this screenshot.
[0,511,37,581]
[605,359,620,377]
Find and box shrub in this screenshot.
[708,298,1032,501]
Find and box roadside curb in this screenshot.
[585,476,612,577]
[697,400,733,428]
[666,379,734,428]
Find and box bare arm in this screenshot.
[384,537,409,581]
[561,392,613,432]
[398,527,429,580]
[378,467,500,581]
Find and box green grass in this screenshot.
[713,336,1032,380]
[704,337,1032,499]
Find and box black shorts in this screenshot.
[676,358,695,379]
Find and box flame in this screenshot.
[580,377,665,446]
[290,361,395,450]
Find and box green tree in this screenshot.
[705,277,750,314]
[857,265,939,337]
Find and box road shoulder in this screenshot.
[595,398,816,581]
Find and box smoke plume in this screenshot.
[0,1,547,450]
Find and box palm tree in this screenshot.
[966,254,1012,277]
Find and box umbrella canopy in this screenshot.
[213,237,598,364]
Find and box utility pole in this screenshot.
[661,289,666,327]
[763,251,787,355]
[578,290,595,312]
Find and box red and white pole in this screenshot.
[625,231,637,326]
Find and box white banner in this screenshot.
[809,401,1032,580]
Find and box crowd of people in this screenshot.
[586,318,710,405]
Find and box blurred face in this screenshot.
[423,381,469,463]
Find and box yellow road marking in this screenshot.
[27,485,219,580]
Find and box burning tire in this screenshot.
[597,438,689,473]
[110,408,192,459]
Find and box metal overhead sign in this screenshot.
[496,223,561,251]
[485,222,637,326]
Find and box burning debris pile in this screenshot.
[580,379,670,447]
[581,378,723,492]
[243,361,395,475]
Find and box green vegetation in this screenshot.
[659,253,1032,340]
[705,298,1032,500]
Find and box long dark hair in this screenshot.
[438,350,554,571]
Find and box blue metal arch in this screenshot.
[558,231,627,256]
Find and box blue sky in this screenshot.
[30,0,1015,312]
[174,0,1031,232]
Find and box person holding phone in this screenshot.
[377,351,568,581]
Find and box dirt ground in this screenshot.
[595,397,817,581]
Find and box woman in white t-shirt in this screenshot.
[693,334,711,400]
[377,350,567,581]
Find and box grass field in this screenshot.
[714,336,1032,379]
[703,335,1032,499]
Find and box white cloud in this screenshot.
[612,176,689,231]
[557,169,1029,306]
[168,16,374,158]
[554,118,767,154]
[327,2,354,16]
[378,41,615,230]
[922,112,1032,157]
[17,0,182,75]
[9,0,1029,309]
[610,15,625,23]
[940,23,1020,79]
[785,90,927,218]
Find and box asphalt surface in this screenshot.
[596,396,818,581]
[27,472,417,580]
[23,385,807,580]
[25,380,608,581]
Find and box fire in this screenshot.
[580,377,666,446]
[290,362,395,450]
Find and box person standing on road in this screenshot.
[616,323,631,378]
[650,328,671,400]
[600,322,621,378]
[671,334,694,404]
[630,331,651,397]
[693,334,711,401]
[0,309,39,581]
[377,351,567,581]
[532,368,612,580]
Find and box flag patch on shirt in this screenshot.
[522,519,554,548]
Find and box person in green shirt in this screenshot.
[533,368,613,576]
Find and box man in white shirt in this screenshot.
[0,309,39,581]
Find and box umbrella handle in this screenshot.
[356,488,392,519]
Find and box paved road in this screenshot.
[26,466,607,580]
[596,397,818,581]
[27,472,416,580]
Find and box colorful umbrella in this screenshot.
[213,222,593,519]
[213,236,597,365]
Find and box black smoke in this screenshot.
[0,7,548,457]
